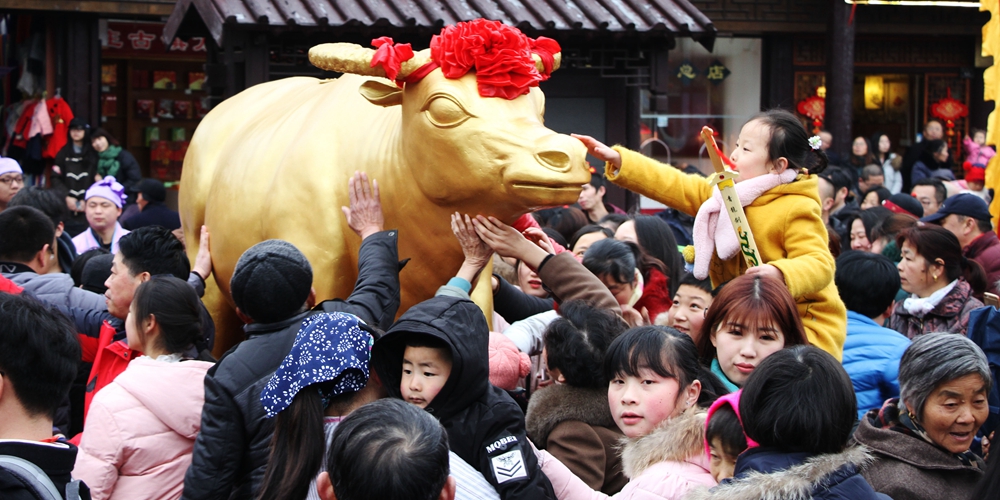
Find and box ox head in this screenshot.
[308,33,590,213]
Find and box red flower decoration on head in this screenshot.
[429,19,559,100]
[370,37,414,81]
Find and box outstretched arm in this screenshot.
[341,171,384,241]
[451,213,494,289]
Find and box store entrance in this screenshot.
[851,73,916,154]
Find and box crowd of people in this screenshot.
[0,109,998,500]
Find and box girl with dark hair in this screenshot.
[848,206,892,253]
[911,139,956,185]
[91,128,142,201]
[847,136,878,173]
[615,215,685,298]
[860,186,892,210]
[697,274,809,392]
[889,225,987,337]
[574,109,846,360]
[74,277,213,499]
[537,326,725,499]
[583,238,673,324]
[871,133,902,194]
[52,118,99,235]
[686,346,885,500]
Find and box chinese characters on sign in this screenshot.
[675,60,731,84]
[103,22,207,58]
[676,61,697,84]
[704,60,730,85]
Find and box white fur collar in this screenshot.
[620,408,707,479]
[683,446,874,500]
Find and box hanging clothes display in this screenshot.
[44,96,73,159]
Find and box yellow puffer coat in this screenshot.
[606,148,846,360]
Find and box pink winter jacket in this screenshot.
[73,356,213,500]
[538,409,717,500]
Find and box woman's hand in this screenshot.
[193,225,212,281]
[746,264,785,283]
[65,196,79,213]
[621,305,651,327]
[451,213,493,286]
[472,216,549,270]
[341,171,384,240]
[522,227,555,255]
[572,134,622,174]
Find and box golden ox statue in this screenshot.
[179,37,590,353]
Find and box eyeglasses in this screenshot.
[0,175,24,186]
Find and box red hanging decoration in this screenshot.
[930,88,968,151]
[797,95,826,135]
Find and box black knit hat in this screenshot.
[230,240,313,324]
[81,254,114,295]
[137,178,167,204]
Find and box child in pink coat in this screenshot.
[74,277,214,500]
[535,326,719,500]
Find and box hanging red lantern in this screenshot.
[930,88,968,149]
[797,95,825,135]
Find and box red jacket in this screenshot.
[0,274,23,294]
[73,320,142,442]
[966,231,1000,296]
[44,97,74,159]
[635,267,672,323]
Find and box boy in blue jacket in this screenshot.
[835,251,911,419]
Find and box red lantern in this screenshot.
[930,88,968,150]
[797,95,825,135]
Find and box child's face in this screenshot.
[708,437,738,482]
[711,319,785,386]
[968,180,985,192]
[608,365,697,439]
[729,119,778,183]
[598,272,637,307]
[667,285,712,343]
[401,346,452,408]
[974,132,986,145]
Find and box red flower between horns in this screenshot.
[430,19,559,100]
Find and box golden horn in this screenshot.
[533,52,562,73]
[308,43,432,79]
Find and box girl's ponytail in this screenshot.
[256,389,327,500]
[808,147,829,175]
[960,256,988,298]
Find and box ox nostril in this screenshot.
[536,150,571,172]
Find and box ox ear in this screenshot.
[359,80,403,107]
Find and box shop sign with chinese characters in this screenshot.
[103,22,206,58]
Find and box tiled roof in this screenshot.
[164,0,715,48]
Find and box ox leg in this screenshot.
[469,259,495,331]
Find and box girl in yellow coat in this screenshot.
[574,109,846,359]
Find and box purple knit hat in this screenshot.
[704,389,759,457]
[0,157,22,177]
[85,176,128,208]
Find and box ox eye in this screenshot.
[423,95,472,128]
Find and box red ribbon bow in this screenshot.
[370,37,414,81]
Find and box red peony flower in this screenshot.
[429,19,560,100]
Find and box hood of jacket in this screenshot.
[620,408,707,479]
[526,384,617,448]
[684,446,874,500]
[114,356,214,439]
[372,295,489,422]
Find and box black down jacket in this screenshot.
[372,295,556,500]
[181,230,401,500]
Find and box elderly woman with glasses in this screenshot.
[853,333,990,500]
[0,158,24,212]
